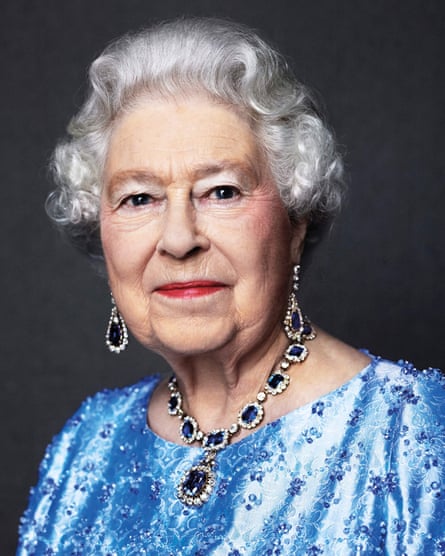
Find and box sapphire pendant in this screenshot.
[177,455,216,506]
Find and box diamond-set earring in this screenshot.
[104,266,312,356]
[105,294,128,353]
[282,265,316,363]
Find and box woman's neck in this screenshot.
[147,329,372,445]
[151,325,290,435]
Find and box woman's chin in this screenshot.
[136,318,235,358]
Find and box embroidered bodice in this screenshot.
[18,356,445,555]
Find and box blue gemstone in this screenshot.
[109,323,121,346]
[241,404,258,424]
[268,374,284,390]
[182,420,194,439]
[303,322,312,336]
[168,396,178,412]
[289,344,304,357]
[206,431,225,447]
[182,469,207,496]
[291,311,301,330]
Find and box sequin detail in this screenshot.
[18,357,445,555]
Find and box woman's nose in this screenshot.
[156,197,209,259]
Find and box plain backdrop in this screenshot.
[2,1,444,552]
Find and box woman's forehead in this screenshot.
[104,98,264,184]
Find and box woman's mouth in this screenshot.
[155,281,227,298]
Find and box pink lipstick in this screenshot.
[155,281,226,298]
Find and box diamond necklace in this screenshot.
[167,297,315,507]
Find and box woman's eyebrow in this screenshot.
[106,169,161,192]
[191,160,259,183]
[106,159,260,192]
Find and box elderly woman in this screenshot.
[18,18,444,555]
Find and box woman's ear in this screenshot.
[290,219,308,263]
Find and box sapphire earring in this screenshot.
[105,295,128,353]
[283,265,315,363]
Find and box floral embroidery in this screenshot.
[18,358,445,555]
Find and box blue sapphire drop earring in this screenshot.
[283,265,316,363]
[106,294,128,353]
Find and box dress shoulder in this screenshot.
[40,375,159,467]
[370,355,444,403]
[363,355,444,436]
[17,375,161,554]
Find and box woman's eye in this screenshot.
[210,186,239,200]
[124,193,152,207]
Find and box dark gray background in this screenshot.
[2,1,444,552]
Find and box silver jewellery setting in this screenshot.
[283,265,316,363]
[105,295,129,353]
[169,265,316,507]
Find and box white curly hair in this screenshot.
[47,17,344,259]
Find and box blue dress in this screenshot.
[18,356,445,555]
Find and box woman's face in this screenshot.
[100,97,305,358]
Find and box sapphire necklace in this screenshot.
[168,282,315,507]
